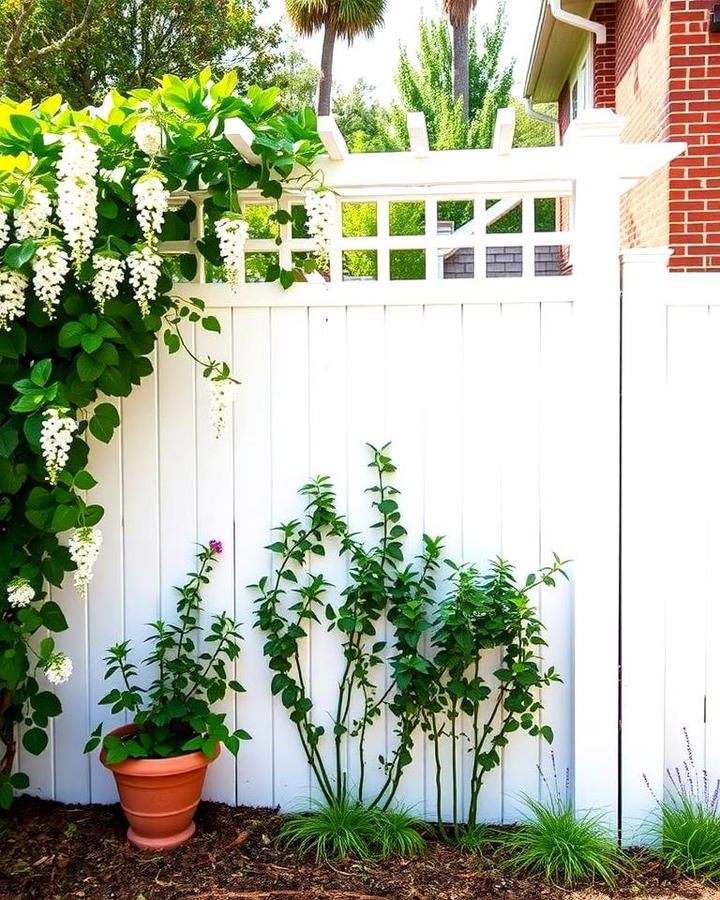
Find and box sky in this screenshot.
[264,0,540,100]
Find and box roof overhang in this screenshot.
[525,0,615,103]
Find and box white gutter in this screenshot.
[548,0,607,44]
[525,98,559,127]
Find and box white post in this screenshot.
[565,110,626,827]
[620,248,672,843]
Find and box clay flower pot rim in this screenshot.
[100,723,219,776]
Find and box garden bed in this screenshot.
[0,797,716,900]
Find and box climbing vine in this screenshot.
[0,69,323,810]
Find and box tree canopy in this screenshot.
[0,0,284,106]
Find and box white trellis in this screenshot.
[22,108,686,833]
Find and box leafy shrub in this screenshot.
[85,541,250,762]
[279,799,425,861]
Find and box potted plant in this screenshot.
[85,540,250,850]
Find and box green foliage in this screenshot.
[502,795,627,887]
[383,12,513,151]
[332,80,387,153]
[645,731,720,881]
[285,0,386,40]
[0,70,321,806]
[254,444,566,822]
[278,799,425,861]
[85,542,250,762]
[0,0,285,106]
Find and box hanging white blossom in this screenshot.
[304,190,335,270]
[68,527,102,599]
[45,652,73,686]
[32,242,70,318]
[133,174,169,241]
[0,270,27,331]
[7,577,35,609]
[14,187,53,241]
[215,216,249,289]
[128,245,162,317]
[40,407,78,485]
[209,378,235,439]
[56,131,99,268]
[0,209,11,248]
[91,254,125,314]
[133,120,163,156]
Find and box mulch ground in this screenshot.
[0,797,718,900]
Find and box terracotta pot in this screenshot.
[101,724,219,851]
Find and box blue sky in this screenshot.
[263,0,539,100]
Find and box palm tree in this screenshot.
[285,0,386,116]
[444,0,478,120]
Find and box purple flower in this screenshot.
[209,540,223,555]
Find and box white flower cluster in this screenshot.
[128,245,162,317]
[68,526,102,598]
[45,652,73,686]
[56,131,99,268]
[133,175,169,241]
[210,378,234,439]
[33,242,70,318]
[133,120,163,157]
[304,190,335,269]
[0,209,10,248]
[216,216,249,289]
[7,577,35,609]
[91,254,125,313]
[40,407,78,485]
[15,187,53,241]
[0,270,27,331]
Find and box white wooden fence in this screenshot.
[18,109,698,835]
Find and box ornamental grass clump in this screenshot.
[85,541,250,762]
[278,799,425,862]
[645,729,720,881]
[502,759,627,887]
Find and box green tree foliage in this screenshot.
[332,79,387,153]
[285,0,386,115]
[0,0,284,106]
[274,46,319,113]
[383,10,513,151]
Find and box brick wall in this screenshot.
[615,0,673,253]
[594,3,618,107]
[666,0,720,270]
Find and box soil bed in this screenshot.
[0,797,717,900]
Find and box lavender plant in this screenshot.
[646,729,720,881]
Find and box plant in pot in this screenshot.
[85,540,250,851]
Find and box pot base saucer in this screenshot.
[127,820,196,851]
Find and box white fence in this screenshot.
[18,110,699,834]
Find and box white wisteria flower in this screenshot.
[209,377,235,439]
[133,120,163,156]
[40,407,78,485]
[68,526,102,598]
[128,245,162,317]
[304,190,335,269]
[44,652,73,686]
[0,270,27,331]
[32,242,70,318]
[216,216,249,289]
[7,577,35,609]
[14,186,53,241]
[0,209,11,248]
[56,131,99,268]
[133,174,169,241]
[91,253,125,313]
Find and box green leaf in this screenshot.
[0,425,18,457]
[50,504,77,533]
[10,772,29,790]
[22,728,48,756]
[30,359,52,387]
[201,315,221,333]
[58,321,87,348]
[39,601,68,632]
[80,333,104,354]
[32,691,62,718]
[76,352,105,382]
[4,239,36,269]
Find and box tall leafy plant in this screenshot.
[253,444,441,809]
[0,70,322,811]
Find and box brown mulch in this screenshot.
[0,797,717,900]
